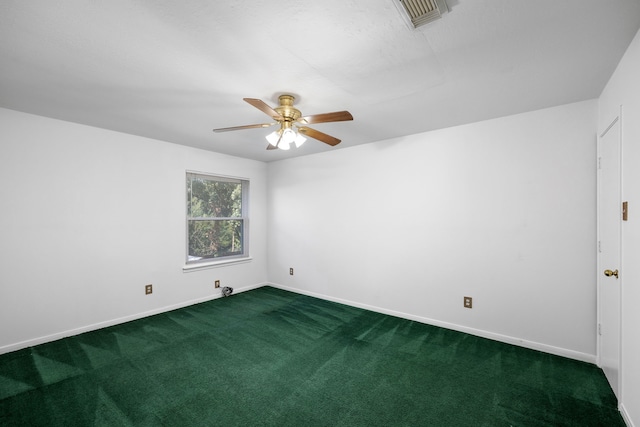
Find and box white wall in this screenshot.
[268,100,597,362]
[599,28,640,427]
[0,108,268,353]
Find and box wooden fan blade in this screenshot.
[243,98,284,121]
[213,123,274,132]
[298,126,341,146]
[299,111,353,125]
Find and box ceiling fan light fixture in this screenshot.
[267,122,305,150]
[278,139,291,150]
[294,133,306,148]
[265,130,280,147]
[281,127,296,145]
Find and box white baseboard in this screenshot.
[2,281,597,366]
[0,282,266,355]
[620,403,634,427]
[268,283,597,364]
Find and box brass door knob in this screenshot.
[604,269,619,278]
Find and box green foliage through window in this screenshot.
[186,173,248,263]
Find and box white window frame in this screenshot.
[184,171,250,271]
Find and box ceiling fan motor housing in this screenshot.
[275,94,301,122]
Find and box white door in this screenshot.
[598,115,622,399]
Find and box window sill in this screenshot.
[182,257,252,272]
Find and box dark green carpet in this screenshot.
[0,286,623,426]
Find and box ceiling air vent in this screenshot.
[395,0,448,29]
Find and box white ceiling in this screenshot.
[1,1,639,162]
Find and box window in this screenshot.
[186,172,249,266]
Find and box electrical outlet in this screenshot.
[145,284,153,295]
[289,268,294,276]
[215,280,220,288]
[464,296,472,309]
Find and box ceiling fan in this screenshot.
[213,94,353,150]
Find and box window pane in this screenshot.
[188,220,243,259]
[186,172,248,265]
[188,177,242,218]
